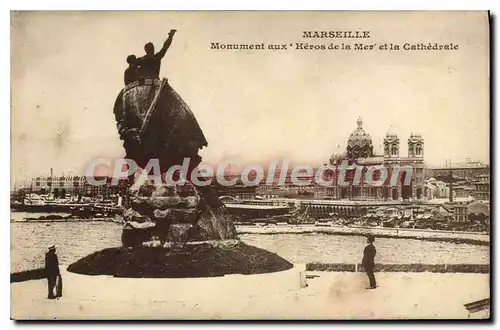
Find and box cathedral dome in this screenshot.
[346,117,374,159]
[347,117,373,148]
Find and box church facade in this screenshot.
[321,118,426,201]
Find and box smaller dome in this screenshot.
[330,152,346,163]
[329,143,345,164]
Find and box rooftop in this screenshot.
[225,204,290,210]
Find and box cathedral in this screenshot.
[326,117,425,201]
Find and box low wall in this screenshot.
[10,268,46,283]
[306,262,490,274]
[12,262,488,284]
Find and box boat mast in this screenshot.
[50,168,53,197]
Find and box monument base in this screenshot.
[67,240,293,278]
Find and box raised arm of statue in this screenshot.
[155,29,177,59]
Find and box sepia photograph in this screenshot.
[10,10,490,320]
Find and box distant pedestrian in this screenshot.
[362,235,377,289]
[45,245,61,299]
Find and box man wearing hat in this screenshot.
[45,245,60,299]
[362,235,377,289]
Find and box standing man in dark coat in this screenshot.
[45,245,60,299]
[362,235,377,289]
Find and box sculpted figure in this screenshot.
[113,31,235,245]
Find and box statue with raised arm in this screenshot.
[113,30,236,247]
[136,29,177,79]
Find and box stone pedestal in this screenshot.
[120,182,237,248]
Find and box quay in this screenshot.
[20,217,119,223]
[236,224,489,245]
[225,203,291,220]
[223,198,490,233]
[228,198,424,217]
[11,268,489,319]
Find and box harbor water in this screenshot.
[10,212,489,273]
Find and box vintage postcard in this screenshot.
[10,11,490,320]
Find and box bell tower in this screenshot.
[383,133,400,158]
[408,133,424,158]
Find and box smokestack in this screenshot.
[448,170,453,203]
[50,168,53,178]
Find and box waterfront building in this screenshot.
[453,184,475,198]
[424,161,490,202]
[443,202,468,223]
[423,178,459,200]
[29,175,129,198]
[472,174,490,201]
[30,175,86,197]
[427,160,490,181]
[82,176,129,198]
[212,176,257,200]
[250,118,425,202]
[326,118,425,201]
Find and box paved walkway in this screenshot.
[11,270,489,320]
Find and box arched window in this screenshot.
[416,145,422,155]
[391,145,397,155]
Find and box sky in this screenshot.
[11,11,490,185]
